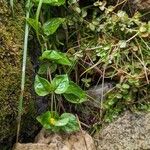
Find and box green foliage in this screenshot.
[41,50,72,66]
[34,75,53,96]
[136,103,150,112]
[33,0,65,6]
[51,74,69,94]
[27,18,41,31]
[37,111,58,130]
[28,0,150,133]
[29,1,88,131]
[64,81,87,103]
[38,62,57,74]
[34,74,87,103]
[59,113,80,133]
[43,18,65,36]
[37,111,80,133]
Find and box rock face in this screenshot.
[94,111,150,150]
[13,129,96,150]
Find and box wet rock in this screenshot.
[94,111,150,150]
[13,129,96,150]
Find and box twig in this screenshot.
[126,32,139,43]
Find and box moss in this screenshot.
[0,0,34,142]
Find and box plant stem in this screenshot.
[10,0,14,16]
[16,0,30,143]
[35,0,43,50]
[47,67,54,112]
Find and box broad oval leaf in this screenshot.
[33,0,65,6]
[63,81,87,103]
[60,113,79,133]
[34,75,52,96]
[41,50,72,66]
[51,74,69,94]
[43,18,65,36]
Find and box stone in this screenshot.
[13,129,96,150]
[94,111,150,150]
[86,82,114,108]
[13,143,53,150]
[133,0,150,10]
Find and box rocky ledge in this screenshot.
[94,111,150,150]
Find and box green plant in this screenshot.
[34,50,87,131]
[27,0,87,133]
[26,0,150,133]
[34,73,87,103]
[37,111,79,133]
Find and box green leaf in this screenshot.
[104,107,122,123]
[43,18,65,36]
[41,50,72,66]
[51,74,69,94]
[36,111,51,129]
[37,111,59,129]
[27,18,41,31]
[103,97,118,109]
[34,75,53,96]
[63,94,82,103]
[38,62,57,74]
[55,118,69,126]
[63,81,87,103]
[60,113,79,133]
[60,113,76,121]
[118,40,127,48]
[122,83,130,89]
[116,93,122,99]
[33,0,65,6]
[37,111,79,133]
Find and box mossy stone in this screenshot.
[0,0,35,144]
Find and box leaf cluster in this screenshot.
[37,111,79,133]
[27,0,150,131]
